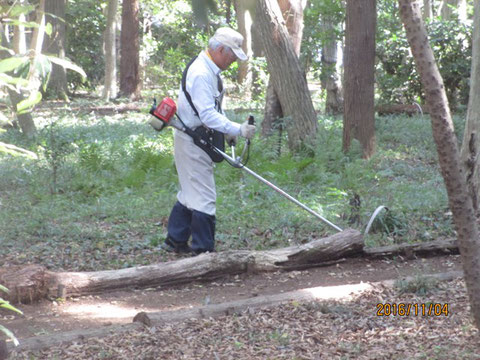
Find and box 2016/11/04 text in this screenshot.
[376,303,449,317]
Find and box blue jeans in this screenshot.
[167,201,215,253]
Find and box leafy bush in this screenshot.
[66,0,106,91]
[376,0,472,108]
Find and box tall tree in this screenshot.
[343,0,376,158]
[234,0,255,91]
[440,0,467,22]
[43,0,67,100]
[119,0,140,99]
[104,0,119,100]
[261,0,306,137]
[256,0,317,150]
[461,0,480,214]
[321,12,343,115]
[423,0,432,20]
[12,1,26,54]
[399,0,480,329]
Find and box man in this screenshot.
[161,27,256,255]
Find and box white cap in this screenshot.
[212,27,248,61]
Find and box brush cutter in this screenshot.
[149,97,343,233]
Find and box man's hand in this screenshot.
[225,134,237,146]
[240,121,255,139]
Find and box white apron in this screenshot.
[174,129,216,216]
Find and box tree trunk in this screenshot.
[234,0,255,90]
[423,0,433,19]
[7,89,37,137]
[262,0,305,137]
[103,0,119,100]
[43,0,67,100]
[251,19,264,100]
[440,0,467,22]
[0,24,36,138]
[257,0,317,151]
[399,0,480,330]
[119,0,140,99]
[460,0,480,215]
[321,16,343,115]
[343,0,376,159]
[2,229,362,302]
[12,4,26,54]
[261,80,284,136]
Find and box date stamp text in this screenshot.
[376,303,449,317]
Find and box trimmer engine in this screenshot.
[149,97,177,131]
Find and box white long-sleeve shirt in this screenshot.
[176,51,241,136]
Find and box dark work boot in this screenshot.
[160,237,192,254]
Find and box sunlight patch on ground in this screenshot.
[62,302,166,320]
[301,282,373,300]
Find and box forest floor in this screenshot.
[5,253,480,359]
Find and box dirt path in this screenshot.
[3,254,462,341]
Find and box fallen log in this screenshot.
[375,103,426,116]
[364,238,458,258]
[2,229,362,303]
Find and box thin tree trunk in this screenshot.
[321,16,343,115]
[103,0,118,100]
[399,0,480,330]
[440,0,467,22]
[423,0,432,19]
[257,0,317,151]
[262,0,305,137]
[43,0,67,100]
[343,0,376,159]
[234,0,255,90]
[250,19,264,100]
[13,7,26,54]
[460,0,480,215]
[119,0,140,99]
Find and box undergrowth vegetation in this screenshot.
[0,98,462,271]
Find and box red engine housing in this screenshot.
[153,97,177,123]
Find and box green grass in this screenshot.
[0,99,461,271]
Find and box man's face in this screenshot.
[217,46,237,70]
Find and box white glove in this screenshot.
[225,134,237,146]
[240,121,256,139]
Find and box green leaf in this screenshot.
[47,55,87,79]
[0,301,23,315]
[45,22,52,36]
[0,73,29,88]
[0,46,14,56]
[0,285,9,293]
[0,325,19,346]
[0,57,29,74]
[17,91,42,114]
[4,19,39,29]
[8,4,36,17]
[35,55,52,90]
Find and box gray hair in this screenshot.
[209,38,234,56]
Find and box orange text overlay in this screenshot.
[376,303,449,317]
